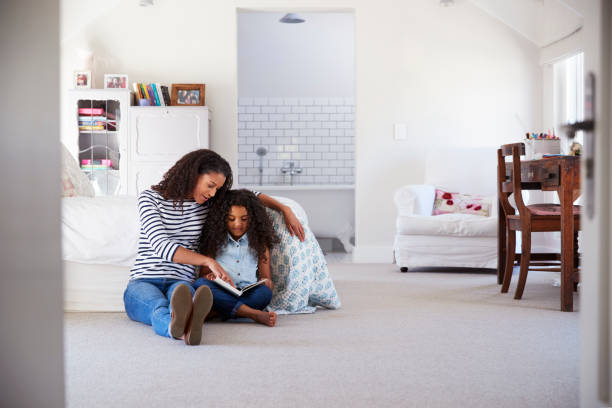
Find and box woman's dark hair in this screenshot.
[199,189,279,261]
[151,149,233,208]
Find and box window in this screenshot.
[553,52,584,145]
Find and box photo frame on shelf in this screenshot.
[74,71,92,89]
[171,84,205,106]
[104,74,128,89]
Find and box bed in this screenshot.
[62,195,341,314]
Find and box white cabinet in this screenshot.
[128,106,210,195]
[66,89,131,196]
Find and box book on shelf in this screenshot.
[78,115,107,122]
[78,107,104,115]
[79,125,105,131]
[81,164,112,170]
[152,84,160,106]
[147,84,159,106]
[154,83,166,106]
[79,120,106,126]
[160,86,171,105]
[140,83,149,100]
[132,82,142,99]
[212,277,268,297]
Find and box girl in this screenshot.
[195,189,280,327]
[124,150,303,345]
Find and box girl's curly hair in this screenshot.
[151,149,233,208]
[199,189,280,261]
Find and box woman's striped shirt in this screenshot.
[129,189,210,282]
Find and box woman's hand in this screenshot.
[263,278,274,291]
[282,206,305,242]
[203,258,235,287]
[256,193,305,242]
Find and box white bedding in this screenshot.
[62,195,341,313]
[62,196,139,266]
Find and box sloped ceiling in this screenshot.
[468,0,583,47]
[61,0,583,49]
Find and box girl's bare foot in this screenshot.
[236,304,277,327]
[252,310,277,327]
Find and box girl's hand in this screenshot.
[203,258,235,287]
[282,206,305,242]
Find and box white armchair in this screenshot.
[393,147,498,271]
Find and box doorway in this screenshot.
[236,10,356,253]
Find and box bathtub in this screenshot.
[238,184,355,252]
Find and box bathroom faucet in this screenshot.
[280,161,302,185]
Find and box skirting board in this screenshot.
[63,261,129,312]
[351,245,394,263]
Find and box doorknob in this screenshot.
[562,72,595,219]
[563,119,594,139]
[579,72,596,219]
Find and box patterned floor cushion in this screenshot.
[265,197,341,314]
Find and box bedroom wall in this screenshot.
[60,0,542,262]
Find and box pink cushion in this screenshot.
[61,177,76,197]
[433,189,491,217]
[527,204,581,216]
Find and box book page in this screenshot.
[241,279,267,293]
[213,277,241,296]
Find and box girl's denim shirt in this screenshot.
[216,233,259,288]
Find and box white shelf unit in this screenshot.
[128,106,210,195]
[67,89,131,196]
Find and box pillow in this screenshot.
[61,143,95,197]
[265,198,341,314]
[433,188,491,217]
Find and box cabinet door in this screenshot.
[129,107,209,164]
[130,162,175,196]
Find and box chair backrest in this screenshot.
[497,143,528,218]
[424,147,498,196]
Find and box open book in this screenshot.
[213,277,267,297]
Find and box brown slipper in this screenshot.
[185,286,213,345]
[169,284,192,339]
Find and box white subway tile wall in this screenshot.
[237,97,355,185]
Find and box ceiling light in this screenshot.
[440,0,454,6]
[279,13,305,24]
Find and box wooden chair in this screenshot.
[497,143,581,299]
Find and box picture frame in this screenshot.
[74,71,92,89]
[171,84,205,106]
[104,74,128,89]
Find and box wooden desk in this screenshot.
[497,156,581,312]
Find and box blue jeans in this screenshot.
[193,278,272,318]
[123,278,195,338]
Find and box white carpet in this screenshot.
[64,263,578,408]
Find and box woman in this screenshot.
[123,149,304,345]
